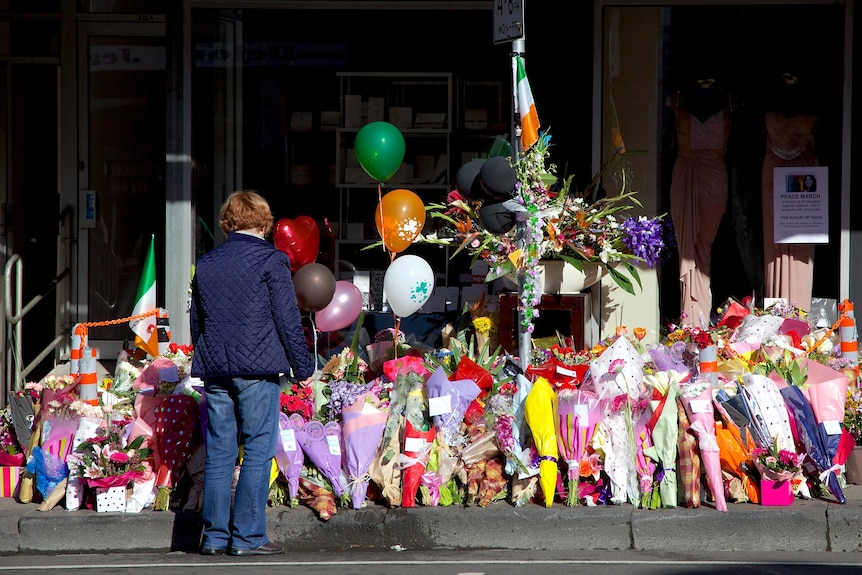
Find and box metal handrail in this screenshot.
[4,207,73,402]
[5,255,71,383]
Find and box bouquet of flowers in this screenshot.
[642,369,683,508]
[316,339,371,422]
[0,405,22,460]
[161,343,194,380]
[679,380,727,512]
[426,366,481,448]
[65,415,102,510]
[524,377,559,507]
[399,375,434,508]
[7,383,40,454]
[366,328,408,374]
[73,422,152,488]
[342,390,389,509]
[280,380,316,421]
[152,394,200,510]
[275,412,306,506]
[370,356,427,508]
[664,324,718,351]
[422,135,667,333]
[590,337,645,504]
[752,437,802,482]
[845,387,862,445]
[556,386,604,505]
[467,294,500,362]
[321,346,368,384]
[296,419,346,498]
[40,374,85,461]
[529,344,593,390]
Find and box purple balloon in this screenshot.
[315,280,363,332]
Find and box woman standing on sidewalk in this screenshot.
[190,190,314,556]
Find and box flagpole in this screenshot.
[511,35,531,371]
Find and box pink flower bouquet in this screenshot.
[680,380,727,512]
[342,391,389,509]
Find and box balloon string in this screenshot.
[310,312,320,369]
[378,181,386,253]
[393,315,401,360]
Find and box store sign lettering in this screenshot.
[90,46,165,72]
[195,41,347,67]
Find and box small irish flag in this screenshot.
[130,235,159,357]
[514,55,540,152]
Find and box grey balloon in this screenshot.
[293,262,336,312]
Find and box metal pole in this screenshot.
[511,35,531,371]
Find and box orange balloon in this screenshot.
[374,188,426,253]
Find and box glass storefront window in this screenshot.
[600,3,847,321]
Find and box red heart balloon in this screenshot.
[273,216,320,272]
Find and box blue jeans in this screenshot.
[201,376,279,551]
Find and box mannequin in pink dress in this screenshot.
[761,73,817,312]
[667,79,732,326]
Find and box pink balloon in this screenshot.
[315,280,363,332]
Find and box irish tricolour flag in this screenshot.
[130,235,159,357]
[514,55,540,152]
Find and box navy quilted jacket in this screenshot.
[190,232,314,381]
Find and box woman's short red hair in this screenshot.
[219,190,273,236]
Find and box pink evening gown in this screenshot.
[761,112,817,312]
[667,92,731,326]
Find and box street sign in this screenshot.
[493,0,524,45]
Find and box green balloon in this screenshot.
[354,121,405,183]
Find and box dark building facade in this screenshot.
[0,1,858,396]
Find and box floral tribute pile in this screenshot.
[1,301,860,517]
[0,343,202,512]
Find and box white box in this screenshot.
[414,112,447,128]
[289,111,312,132]
[433,154,448,184]
[347,223,364,240]
[343,167,374,184]
[367,97,385,123]
[420,289,446,313]
[471,261,490,284]
[345,148,360,168]
[290,164,313,185]
[392,163,414,185]
[414,155,436,183]
[343,167,361,184]
[321,110,340,131]
[442,286,460,311]
[344,95,362,128]
[464,109,488,130]
[461,285,488,308]
[95,486,126,513]
[353,271,370,310]
[389,106,412,129]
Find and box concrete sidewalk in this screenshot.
[1,484,862,555]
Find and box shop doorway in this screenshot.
[77,21,165,357]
